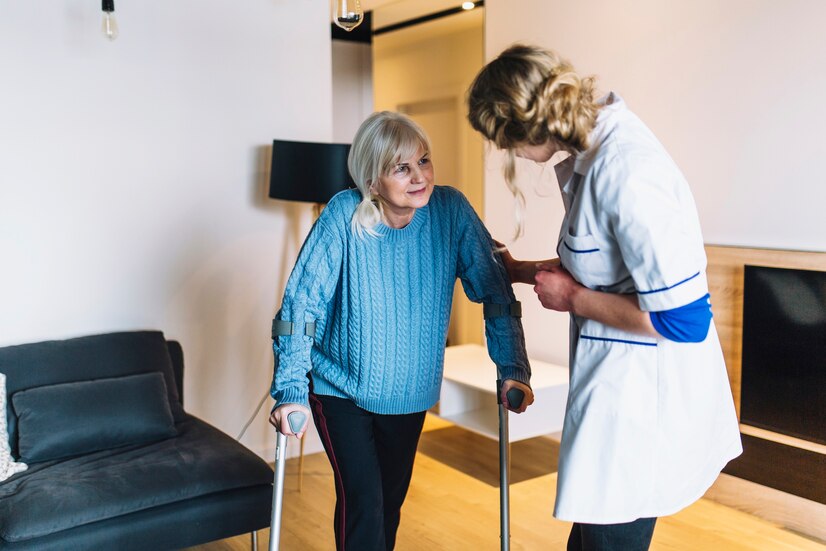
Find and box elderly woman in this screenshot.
[268,111,533,551]
[467,45,741,550]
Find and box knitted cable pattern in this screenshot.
[271,186,530,414]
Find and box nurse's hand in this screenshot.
[535,267,661,337]
[269,403,311,438]
[500,379,534,413]
[534,265,581,312]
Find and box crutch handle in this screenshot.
[286,411,308,434]
[506,388,525,410]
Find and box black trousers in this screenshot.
[567,517,657,551]
[309,392,426,551]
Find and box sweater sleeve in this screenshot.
[452,192,531,386]
[270,217,344,408]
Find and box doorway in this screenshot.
[372,3,485,345]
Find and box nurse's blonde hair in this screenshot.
[467,44,599,238]
[348,111,432,237]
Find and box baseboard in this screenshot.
[704,473,826,543]
[723,433,826,504]
[739,424,826,455]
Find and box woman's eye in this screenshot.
[394,165,409,174]
[418,157,430,166]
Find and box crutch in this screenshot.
[269,411,308,551]
[497,379,525,551]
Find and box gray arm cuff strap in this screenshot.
[272,319,316,339]
[483,302,522,319]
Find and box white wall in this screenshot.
[484,0,826,366]
[0,0,332,460]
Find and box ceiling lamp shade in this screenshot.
[269,140,356,204]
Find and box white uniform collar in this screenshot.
[558,93,624,210]
[574,92,624,175]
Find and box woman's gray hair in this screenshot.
[348,111,432,237]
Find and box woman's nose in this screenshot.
[410,165,423,183]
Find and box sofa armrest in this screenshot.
[166,341,184,407]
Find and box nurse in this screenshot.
[466,44,742,550]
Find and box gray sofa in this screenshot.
[0,331,273,550]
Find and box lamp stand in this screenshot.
[294,202,325,493]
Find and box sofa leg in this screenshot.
[251,530,258,550]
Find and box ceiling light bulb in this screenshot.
[102,12,119,40]
[102,0,118,41]
[332,0,364,32]
[462,2,475,10]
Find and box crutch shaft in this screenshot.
[269,411,307,551]
[269,432,288,551]
[498,383,525,551]
[499,403,511,551]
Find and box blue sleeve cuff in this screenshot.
[649,293,712,343]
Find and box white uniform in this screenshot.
[553,94,742,524]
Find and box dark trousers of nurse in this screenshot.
[567,517,657,551]
[309,391,426,551]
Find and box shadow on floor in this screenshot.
[417,426,560,487]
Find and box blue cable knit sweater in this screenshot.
[271,186,531,414]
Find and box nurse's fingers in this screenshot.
[535,258,561,271]
[533,269,575,312]
[535,292,555,311]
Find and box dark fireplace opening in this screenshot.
[724,264,826,504]
[740,265,826,446]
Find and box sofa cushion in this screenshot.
[0,416,274,543]
[0,374,28,482]
[0,331,186,457]
[13,372,177,464]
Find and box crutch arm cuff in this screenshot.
[271,319,317,339]
[483,301,522,319]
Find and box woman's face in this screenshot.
[514,140,565,163]
[372,146,434,227]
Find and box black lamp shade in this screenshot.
[269,140,356,204]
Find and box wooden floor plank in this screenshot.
[187,415,825,550]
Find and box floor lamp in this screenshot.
[268,139,355,489]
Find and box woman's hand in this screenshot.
[493,239,521,283]
[500,379,534,413]
[493,239,559,285]
[534,265,581,312]
[269,403,311,438]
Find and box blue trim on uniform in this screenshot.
[580,335,657,347]
[638,271,701,295]
[564,241,600,254]
[649,293,712,343]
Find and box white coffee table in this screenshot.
[437,344,569,442]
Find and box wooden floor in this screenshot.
[188,415,826,551]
